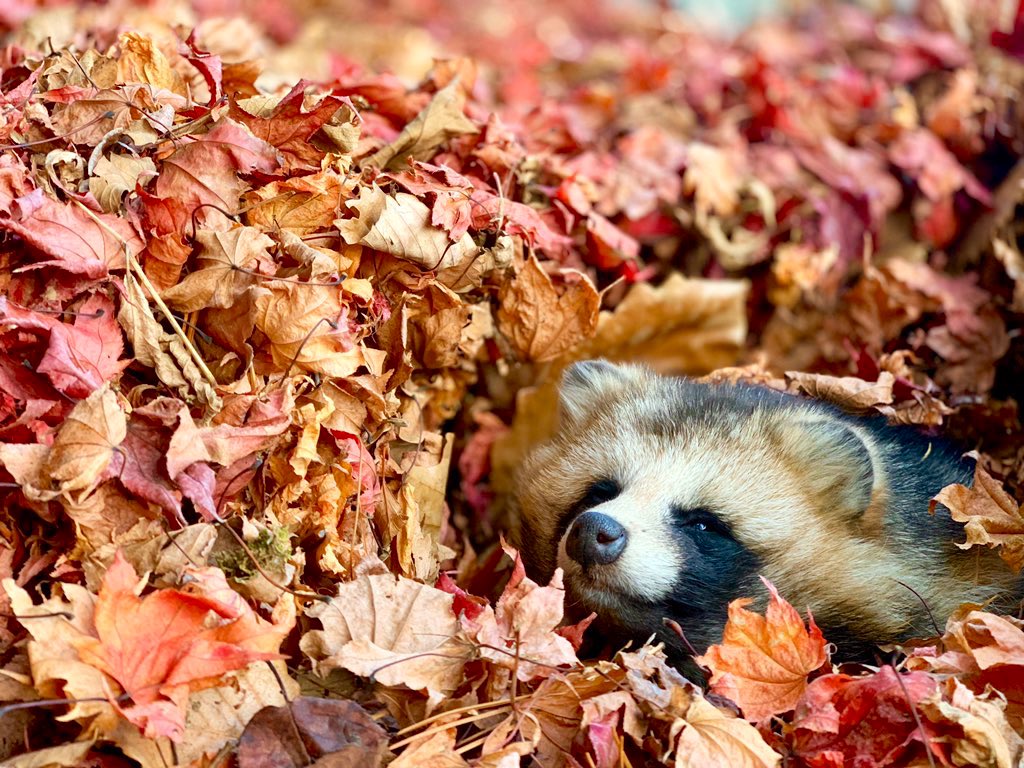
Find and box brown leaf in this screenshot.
[89,154,157,214]
[116,32,186,95]
[237,698,387,768]
[933,463,1024,572]
[254,282,367,378]
[920,679,1024,768]
[300,574,471,707]
[337,184,481,271]
[496,254,599,363]
[162,226,275,312]
[363,78,479,170]
[786,371,895,413]
[45,385,126,496]
[462,545,581,682]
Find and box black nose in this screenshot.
[566,512,627,567]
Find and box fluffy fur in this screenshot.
[512,361,1020,661]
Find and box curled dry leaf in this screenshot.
[920,679,1024,768]
[300,573,472,708]
[696,577,829,722]
[338,184,481,270]
[617,646,781,768]
[786,371,895,413]
[496,254,600,363]
[462,545,581,682]
[363,77,479,170]
[932,463,1024,572]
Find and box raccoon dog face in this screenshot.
[513,360,995,660]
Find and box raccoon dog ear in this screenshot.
[779,417,882,522]
[559,360,639,425]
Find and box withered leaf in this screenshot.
[301,574,471,707]
[45,385,126,495]
[496,254,599,363]
[363,78,479,170]
[161,226,274,312]
[933,464,1024,572]
[337,184,481,271]
[237,697,387,768]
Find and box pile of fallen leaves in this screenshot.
[1,0,1023,765]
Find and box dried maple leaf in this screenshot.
[44,384,127,496]
[161,226,275,312]
[933,463,1024,572]
[72,551,290,741]
[154,118,281,222]
[786,371,895,413]
[696,577,829,721]
[254,281,367,378]
[363,78,479,170]
[618,646,781,768]
[337,184,481,270]
[0,190,144,277]
[496,254,600,363]
[300,573,472,708]
[909,607,1024,729]
[236,697,387,768]
[920,679,1024,768]
[790,666,940,768]
[461,545,581,682]
[229,81,348,172]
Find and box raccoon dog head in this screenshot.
[513,360,914,658]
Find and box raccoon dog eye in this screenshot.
[581,478,621,508]
[674,508,731,537]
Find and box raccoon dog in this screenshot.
[512,360,1019,662]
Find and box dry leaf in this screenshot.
[933,464,1024,572]
[496,254,600,363]
[696,578,829,721]
[337,184,481,271]
[300,574,471,707]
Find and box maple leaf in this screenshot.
[363,78,479,170]
[300,573,472,708]
[44,384,127,496]
[229,81,348,172]
[161,226,275,312]
[254,281,368,378]
[245,169,354,236]
[0,294,128,397]
[0,190,143,277]
[461,544,582,682]
[696,577,829,722]
[790,666,940,768]
[909,607,1024,729]
[786,371,895,413]
[73,551,290,741]
[933,463,1024,572]
[337,184,481,271]
[920,679,1024,768]
[154,118,281,222]
[116,32,187,95]
[496,254,600,363]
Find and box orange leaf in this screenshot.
[696,577,829,721]
[73,551,288,741]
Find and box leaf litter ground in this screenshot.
[1,0,1024,766]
